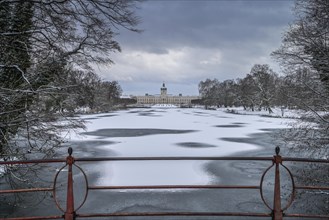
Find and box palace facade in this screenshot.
[134,83,199,106]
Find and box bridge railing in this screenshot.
[0,147,328,220]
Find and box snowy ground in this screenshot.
[64,107,294,186]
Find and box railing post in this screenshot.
[65,147,75,220]
[273,146,283,220]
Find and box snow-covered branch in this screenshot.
[0,65,31,85]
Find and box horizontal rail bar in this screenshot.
[0,159,66,165]
[0,215,63,220]
[295,185,329,191]
[282,157,329,163]
[75,156,274,162]
[77,212,272,218]
[284,213,329,219]
[1,156,327,165]
[88,185,260,190]
[0,187,53,194]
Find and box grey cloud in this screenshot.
[103,0,295,95]
[118,1,293,49]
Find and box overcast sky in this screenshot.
[96,0,295,96]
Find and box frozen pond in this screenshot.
[3,107,301,219]
[66,107,291,187]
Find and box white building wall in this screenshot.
[135,95,199,105]
[134,83,199,105]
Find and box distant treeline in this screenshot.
[198,64,326,114]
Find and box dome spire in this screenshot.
[161,82,167,96]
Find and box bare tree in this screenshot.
[0,0,141,205]
[272,0,329,83]
[250,64,278,113]
[198,79,221,108]
[1,0,141,67]
[0,0,140,156]
[272,0,329,156]
[236,75,258,111]
[93,80,123,112]
[272,1,329,211]
[217,80,236,108]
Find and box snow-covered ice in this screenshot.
[65,107,294,186]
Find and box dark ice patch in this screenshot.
[220,137,257,145]
[69,140,118,146]
[82,117,99,120]
[219,132,277,148]
[192,111,213,116]
[152,110,167,113]
[176,142,217,148]
[129,109,165,116]
[81,128,197,138]
[128,110,141,114]
[193,111,208,114]
[97,114,117,118]
[214,124,244,128]
[138,112,162,117]
[259,128,278,132]
[131,109,164,113]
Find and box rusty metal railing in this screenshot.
[0,146,328,220]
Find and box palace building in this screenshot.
[134,83,199,106]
